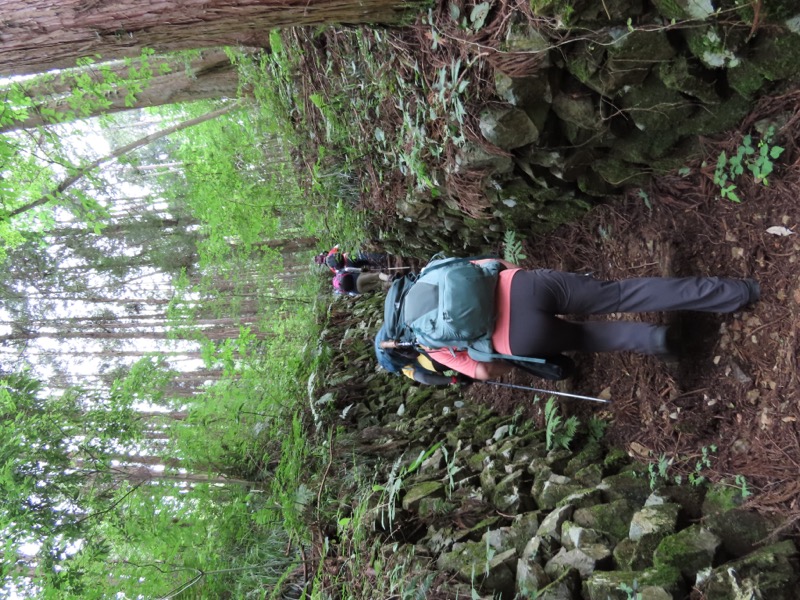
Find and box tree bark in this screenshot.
[0,0,420,77]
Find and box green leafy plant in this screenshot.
[618,579,643,600]
[688,444,717,486]
[503,230,527,264]
[713,127,784,202]
[441,445,461,497]
[587,416,607,442]
[735,474,752,499]
[648,453,673,490]
[544,396,579,451]
[373,442,443,529]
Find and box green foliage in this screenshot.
[587,416,608,442]
[502,230,527,264]
[648,453,673,490]
[373,442,443,529]
[688,444,716,486]
[618,579,643,600]
[544,396,579,451]
[713,126,785,202]
[735,474,752,499]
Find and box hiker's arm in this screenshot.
[412,370,455,386]
[473,361,513,381]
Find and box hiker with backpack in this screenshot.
[315,245,388,273]
[379,255,760,381]
[333,270,393,296]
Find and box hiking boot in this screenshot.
[653,326,682,361]
[744,278,761,306]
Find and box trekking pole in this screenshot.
[484,380,610,404]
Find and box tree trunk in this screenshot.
[7,102,240,220]
[0,0,420,77]
[1,48,245,132]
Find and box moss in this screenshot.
[728,60,768,98]
[603,447,630,473]
[751,33,800,81]
[657,55,720,104]
[592,158,650,188]
[575,499,636,543]
[651,0,689,19]
[676,93,751,136]
[702,481,743,515]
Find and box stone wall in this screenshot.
[314,297,799,598]
[388,0,800,254]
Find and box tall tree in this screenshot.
[1,49,246,133]
[0,0,421,77]
[5,102,240,222]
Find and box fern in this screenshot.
[544,397,579,450]
[502,230,527,264]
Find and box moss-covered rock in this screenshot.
[574,499,637,544]
[701,540,799,600]
[653,524,720,579]
[583,565,684,600]
[705,508,784,557]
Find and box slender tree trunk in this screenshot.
[2,49,245,132]
[7,102,240,221]
[0,0,421,77]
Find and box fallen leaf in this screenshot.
[598,387,612,400]
[629,441,650,457]
[782,416,797,423]
[766,226,794,236]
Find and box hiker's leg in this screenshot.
[508,312,668,355]
[527,270,752,315]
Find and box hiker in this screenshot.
[315,245,387,273]
[398,258,761,381]
[375,325,473,386]
[333,271,392,296]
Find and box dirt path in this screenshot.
[471,90,800,529]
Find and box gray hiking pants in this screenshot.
[508,270,751,356]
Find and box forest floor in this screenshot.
[472,91,800,532]
[290,13,800,533]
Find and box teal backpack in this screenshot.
[378,255,574,380]
[403,256,502,361]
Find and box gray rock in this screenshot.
[479,106,539,150]
[534,473,583,509]
[401,480,444,512]
[536,567,582,600]
[599,472,654,506]
[516,559,550,597]
[508,511,541,555]
[491,469,525,513]
[545,546,610,579]
[583,566,684,600]
[705,508,783,557]
[629,503,680,542]
[701,540,799,600]
[453,141,514,175]
[537,504,575,545]
[561,522,605,551]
